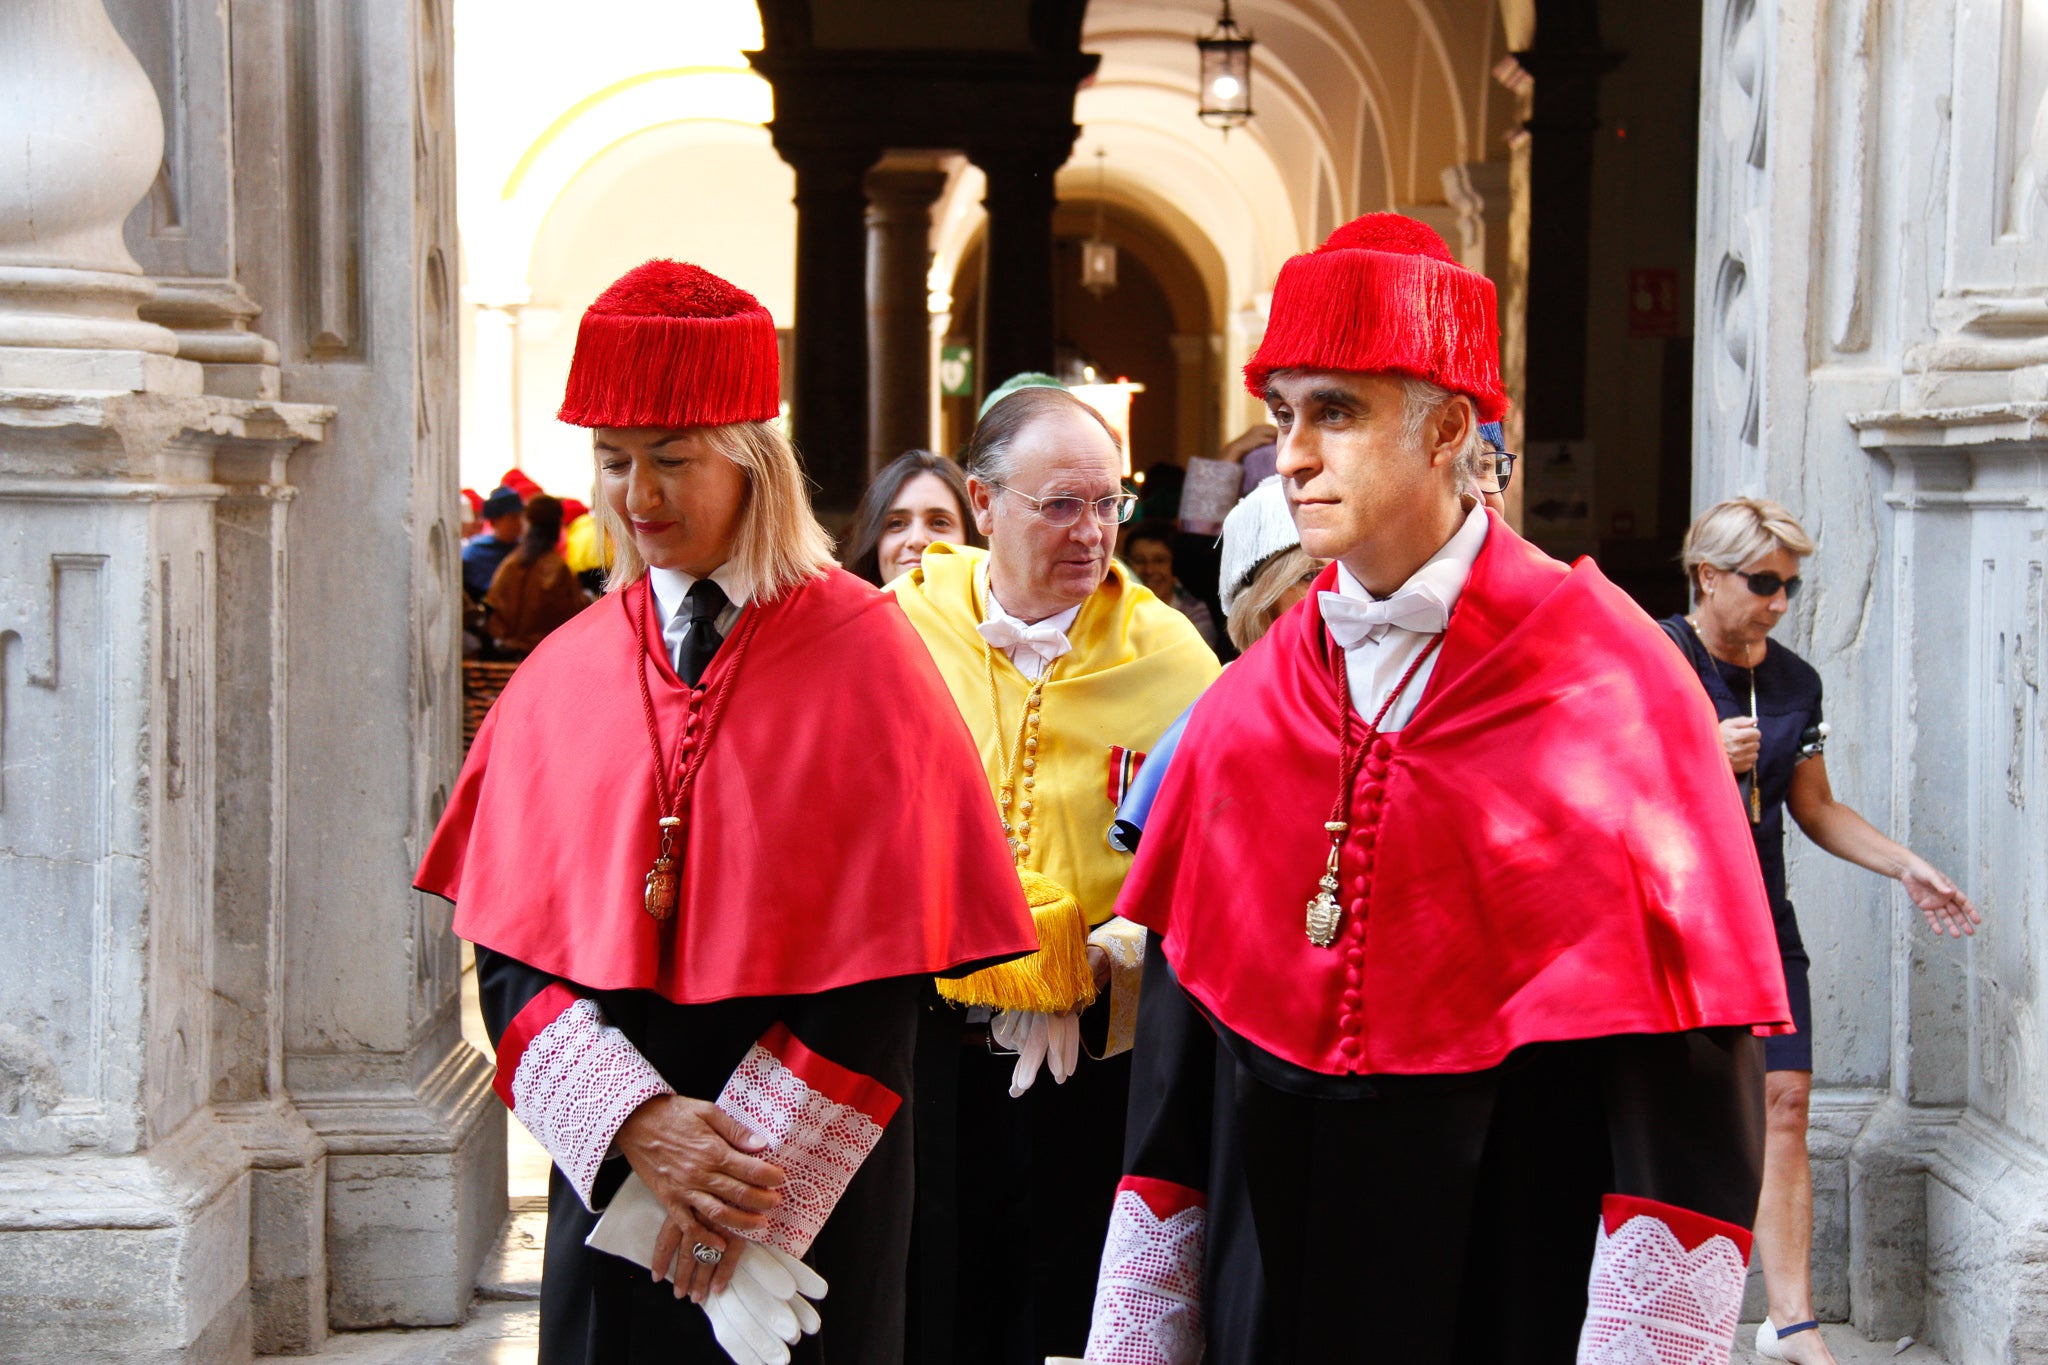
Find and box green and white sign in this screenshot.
[939,344,974,397]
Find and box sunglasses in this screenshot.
[989,483,1140,528]
[1731,569,1801,600]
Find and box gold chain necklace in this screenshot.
[982,644,1052,865]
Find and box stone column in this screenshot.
[0,5,330,1361]
[865,164,949,470]
[786,143,876,515]
[240,0,505,1330]
[1169,333,1214,463]
[975,145,1068,396]
[1515,3,1619,444]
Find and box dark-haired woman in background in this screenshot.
[842,449,982,586]
[483,493,589,655]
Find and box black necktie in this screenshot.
[676,578,728,686]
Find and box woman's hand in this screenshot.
[615,1095,786,1303]
[1719,716,1760,775]
[1897,853,1983,938]
[1087,944,1112,992]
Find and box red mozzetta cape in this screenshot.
[418,569,1038,1003]
[1119,512,1790,1076]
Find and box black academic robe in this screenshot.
[1120,937,1766,1363]
[477,948,918,1365]
[906,990,1129,1365]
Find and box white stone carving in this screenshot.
[0,0,180,364]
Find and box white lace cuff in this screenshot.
[1575,1194,1751,1365]
[1084,1177,1206,1365]
[1086,919,1147,1059]
[715,1023,901,1258]
[504,989,673,1209]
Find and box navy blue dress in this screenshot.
[1662,616,1825,1071]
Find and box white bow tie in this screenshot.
[1319,585,1449,650]
[978,616,1073,666]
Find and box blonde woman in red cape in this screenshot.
[1072,216,1790,1365]
[418,260,1034,1365]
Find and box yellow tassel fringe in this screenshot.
[937,868,1098,1014]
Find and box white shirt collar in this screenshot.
[647,562,749,629]
[976,559,1082,680]
[1332,499,1489,615]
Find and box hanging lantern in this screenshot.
[1196,0,1254,133]
[1081,148,1117,298]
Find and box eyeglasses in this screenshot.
[1733,569,1801,600]
[989,483,1140,528]
[1474,450,1516,496]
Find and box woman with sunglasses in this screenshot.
[1664,497,1981,1364]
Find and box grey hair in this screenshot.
[962,385,1121,487]
[1681,498,1815,603]
[1398,377,1483,486]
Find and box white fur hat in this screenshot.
[1218,475,1301,617]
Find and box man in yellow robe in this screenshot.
[890,378,1219,1365]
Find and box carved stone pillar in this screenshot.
[866,164,949,469]
[975,146,1067,395]
[250,0,505,1331]
[0,0,184,390]
[787,143,877,514]
[0,10,331,1362]
[105,0,282,401]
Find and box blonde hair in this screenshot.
[1227,546,1327,653]
[597,420,837,601]
[1681,497,1815,603]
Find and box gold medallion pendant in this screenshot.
[1305,874,1343,948]
[643,816,681,921]
[1304,823,1347,948]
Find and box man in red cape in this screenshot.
[1075,216,1790,1365]
[418,259,1035,1364]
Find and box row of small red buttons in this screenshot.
[1335,735,1396,1062]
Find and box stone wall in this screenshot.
[1695,1,2048,1358]
[0,2,501,1359]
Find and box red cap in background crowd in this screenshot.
[1243,212,1507,422]
[498,468,542,502]
[556,259,781,430]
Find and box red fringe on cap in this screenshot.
[558,308,781,429]
[1244,216,1507,422]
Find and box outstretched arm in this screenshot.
[1786,755,1982,937]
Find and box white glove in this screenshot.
[991,1010,1082,1097]
[703,1239,828,1365]
[585,1174,827,1365]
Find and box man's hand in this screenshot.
[616,1095,786,1303]
[1719,716,1760,775]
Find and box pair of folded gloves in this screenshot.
[586,1173,826,1365]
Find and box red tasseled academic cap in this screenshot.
[557,259,781,429]
[1243,212,1508,422]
